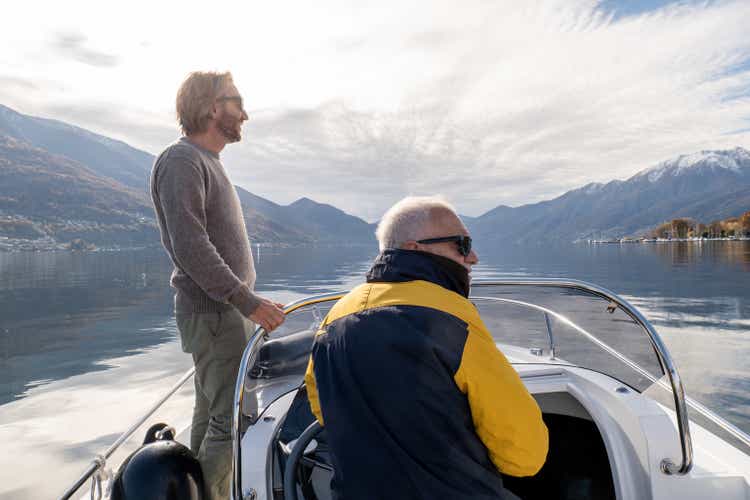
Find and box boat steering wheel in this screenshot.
[283,421,324,500]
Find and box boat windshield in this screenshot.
[469,282,748,457]
[241,281,668,422]
[235,277,749,498]
[471,282,665,392]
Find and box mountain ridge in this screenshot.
[2,103,748,248]
[0,104,375,247]
[0,104,154,192]
[635,147,750,183]
[470,146,750,243]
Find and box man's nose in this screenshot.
[466,249,479,265]
[241,109,249,121]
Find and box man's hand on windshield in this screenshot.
[250,298,285,332]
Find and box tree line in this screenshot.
[648,211,750,239]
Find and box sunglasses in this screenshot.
[217,95,245,112]
[416,235,473,257]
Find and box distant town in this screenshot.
[0,234,150,252]
[0,213,157,252]
[588,210,750,244]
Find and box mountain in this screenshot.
[9,104,743,248]
[287,197,374,242]
[234,188,313,245]
[0,104,153,192]
[470,147,750,244]
[0,136,157,246]
[234,189,373,243]
[0,104,374,247]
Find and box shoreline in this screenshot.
[0,238,376,253]
[584,237,750,244]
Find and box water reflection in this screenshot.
[648,240,750,270]
[0,246,378,405]
[0,340,194,500]
[254,245,376,297]
[474,241,750,320]
[0,246,377,499]
[0,241,748,498]
[0,251,177,405]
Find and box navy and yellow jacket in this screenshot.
[305,249,548,499]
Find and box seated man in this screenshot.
[305,196,548,499]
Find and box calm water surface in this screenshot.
[0,242,748,499]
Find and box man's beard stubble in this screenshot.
[218,113,242,143]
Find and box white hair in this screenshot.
[375,196,458,251]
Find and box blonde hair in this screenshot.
[175,71,233,135]
[375,196,458,251]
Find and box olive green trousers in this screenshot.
[177,308,254,500]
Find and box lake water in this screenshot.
[1,241,749,499]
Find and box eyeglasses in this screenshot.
[217,95,245,112]
[416,235,473,257]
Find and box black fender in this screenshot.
[110,423,204,500]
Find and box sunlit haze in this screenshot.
[2,0,750,220]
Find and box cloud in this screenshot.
[407,30,456,50]
[43,102,177,154]
[225,101,598,221]
[330,36,369,52]
[51,32,120,67]
[0,76,37,91]
[220,0,750,220]
[3,0,750,221]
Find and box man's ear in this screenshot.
[402,241,419,251]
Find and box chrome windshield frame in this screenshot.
[232,292,344,500]
[231,278,698,499]
[471,278,693,475]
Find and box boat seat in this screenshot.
[250,330,315,379]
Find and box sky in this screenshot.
[1,0,750,221]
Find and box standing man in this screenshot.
[151,71,285,499]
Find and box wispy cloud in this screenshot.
[223,0,750,219]
[0,76,37,91]
[1,0,749,220]
[43,102,178,153]
[50,32,120,67]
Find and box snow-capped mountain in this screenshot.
[637,147,750,183]
[470,147,750,244]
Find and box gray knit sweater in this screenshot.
[151,137,260,317]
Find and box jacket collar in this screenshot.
[366,249,470,298]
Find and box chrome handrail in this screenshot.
[231,279,697,500]
[471,278,693,474]
[232,292,344,500]
[231,326,266,500]
[470,295,663,393]
[59,366,196,500]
